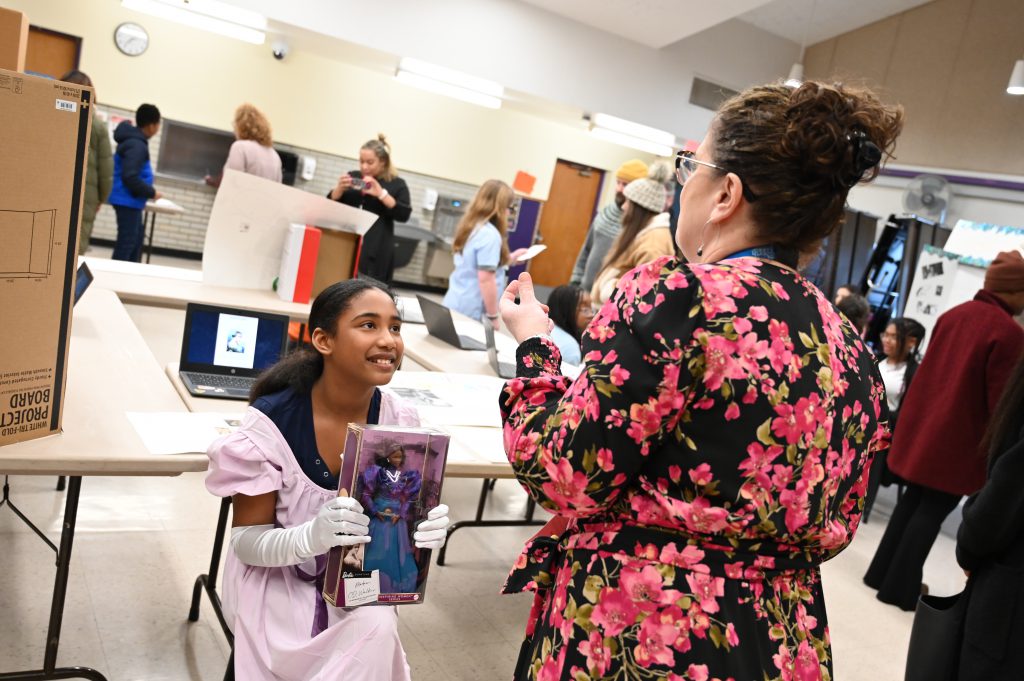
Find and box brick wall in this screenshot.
[91,104,480,285]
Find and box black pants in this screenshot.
[864,482,961,610]
[112,205,144,262]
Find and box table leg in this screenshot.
[0,476,109,681]
[144,212,156,264]
[435,479,544,566]
[188,497,234,644]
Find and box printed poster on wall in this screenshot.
[903,245,960,352]
[943,220,1024,267]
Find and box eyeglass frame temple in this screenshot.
[674,151,758,202]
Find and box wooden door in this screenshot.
[26,26,80,79]
[528,160,604,286]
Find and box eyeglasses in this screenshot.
[675,150,759,202]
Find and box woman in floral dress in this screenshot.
[498,81,903,681]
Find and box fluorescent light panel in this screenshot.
[398,58,504,99]
[395,70,502,109]
[591,112,675,147]
[121,0,267,44]
[589,127,673,157]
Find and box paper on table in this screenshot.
[450,427,508,464]
[516,244,547,262]
[151,197,183,210]
[389,372,505,427]
[127,412,241,455]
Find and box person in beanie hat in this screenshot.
[570,159,649,290]
[865,250,1024,610]
[590,162,674,304]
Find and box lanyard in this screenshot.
[722,244,798,269]
[724,245,778,260]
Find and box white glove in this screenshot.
[413,504,450,550]
[230,497,370,567]
[304,496,371,555]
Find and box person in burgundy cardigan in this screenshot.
[864,250,1024,610]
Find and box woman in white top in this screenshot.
[442,180,527,328]
[864,316,926,521]
[878,317,926,419]
[206,103,283,186]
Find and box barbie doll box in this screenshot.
[323,425,449,607]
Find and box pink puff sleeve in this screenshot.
[206,409,284,498]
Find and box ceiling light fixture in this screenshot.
[785,62,804,88]
[395,57,503,109]
[1008,58,1024,95]
[785,0,817,88]
[588,113,675,156]
[121,0,267,44]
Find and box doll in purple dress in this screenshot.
[360,443,422,592]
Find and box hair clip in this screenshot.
[841,131,882,188]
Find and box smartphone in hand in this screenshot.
[349,170,367,191]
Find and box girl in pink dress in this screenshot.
[206,279,450,680]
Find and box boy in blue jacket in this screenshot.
[109,103,162,262]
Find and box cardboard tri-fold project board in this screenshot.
[0,68,93,446]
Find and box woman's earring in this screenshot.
[696,219,711,259]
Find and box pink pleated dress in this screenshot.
[206,388,421,681]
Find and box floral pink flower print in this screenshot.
[540,458,596,513]
[686,572,726,613]
[498,257,889,680]
[591,587,640,637]
[635,615,679,667]
[578,629,612,677]
[620,564,666,612]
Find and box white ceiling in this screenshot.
[515,0,771,50]
[516,0,935,49]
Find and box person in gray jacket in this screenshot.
[569,159,647,290]
[61,71,113,255]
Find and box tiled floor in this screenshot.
[0,250,970,679]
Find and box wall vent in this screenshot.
[689,77,738,111]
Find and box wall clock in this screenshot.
[114,22,149,56]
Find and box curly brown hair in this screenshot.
[233,103,273,147]
[710,81,904,257]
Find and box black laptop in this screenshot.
[483,319,515,378]
[416,295,486,351]
[178,303,290,400]
[73,262,93,305]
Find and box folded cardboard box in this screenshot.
[0,68,93,446]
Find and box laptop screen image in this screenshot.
[181,305,289,377]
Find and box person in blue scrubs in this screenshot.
[443,180,526,328]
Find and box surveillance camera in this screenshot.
[271,41,289,61]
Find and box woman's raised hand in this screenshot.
[500,272,553,343]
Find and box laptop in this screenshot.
[483,319,515,378]
[396,296,424,324]
[416,295,487,351]
[179,303,290,400]
[73,262,93,305]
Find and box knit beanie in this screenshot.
[616,159,649,183]
[984,250,1024,293]
[623,162,671,214]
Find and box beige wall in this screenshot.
[3,0,656,200]
[805,0,1024,176]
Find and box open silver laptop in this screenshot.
[482,320,516,378]
[416,295,486,351]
